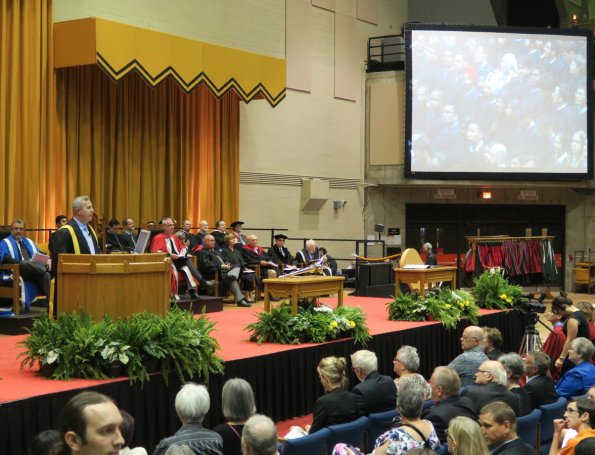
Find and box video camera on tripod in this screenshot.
[520,292,547,315]
[517,292,553,355]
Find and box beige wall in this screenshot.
[54,0,408,265]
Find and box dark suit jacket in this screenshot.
[461,382,520,415]
[118,231,137,253]
[511,387,532,416]
[197,248,222,280]
[309,388,358,435]
[51,218,100,276]
[352,371,397,416]
[268,245,294,266]
[490,437,536,455]
[423,395,477,443]
[522,375,558,410]
[211,230,226,249]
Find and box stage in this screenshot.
[0,296,524,453]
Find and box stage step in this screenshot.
[172,296,224,314]
[0,308,45,335]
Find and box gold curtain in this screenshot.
[0,0,55,235]
[54,66,239,229]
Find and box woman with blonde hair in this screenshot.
[446,416,488,455]
[308,356,358,434]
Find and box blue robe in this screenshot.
[0,235,41,311]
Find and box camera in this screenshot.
[520,292,546,314]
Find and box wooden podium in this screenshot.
[57,253,171,320]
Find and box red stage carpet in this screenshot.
[0,296,501,405]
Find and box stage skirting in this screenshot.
[0,297,524,454]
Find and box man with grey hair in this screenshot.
[422,242,437,266]
[448,325,489,387]
[521,351,557,409]
[295,239,331,275]
[462,360,520,415]
[153,384,223,455]
[350,349,397,415]
[423,366,477,443]
[241,414,278,455]
[181,219,200,251]
[0,219,51,310]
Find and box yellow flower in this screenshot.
[349,320,356,328]
[499,293,508,300]
[444,304,451,309]
[329,321,338,329]
[506,297,512,303]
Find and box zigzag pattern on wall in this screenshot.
[97,52,286,107]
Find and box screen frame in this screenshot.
[404,23,593,181]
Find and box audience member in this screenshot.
[181,220,200,251]
[267,234,295,270]
[241,235,278,279]
[423,366,477,444]
[48,214,68,255]
[230,221,247,248]
[588,386,595,400]
[319,247,339,275]
[574,437,595,455]
[213,378,256,455]
[372,380,441,454]
[163,445,194,455]
[422,243,437,266]
[198,234,251,307]
[119,218,138,252]
[106,218,125,252]
[448,326,489,387]
[462,361,520,415]
[153,383,223,455]
[522,351,558,409]
[53,391,124,455]
[196,220,210,246]
[29,429,60,455]
[479,401,535,455]
[308,356,358,434]
[0,218,51,308]
[498,353,531,416]
[550,398,595,455]
[482,327,504,360]
[212,220,227,249]
[551,292,591,375]
[555,337,595,399]
[241,414,278,455]
[575,301,595,341]
[446,416,489,455]
[220,234,256,304]
[120,409,147,454]
[393,345,432,399]
[350,349,397,416]
[150,218,213,299]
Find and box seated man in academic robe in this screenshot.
[150,218,213,299]
[118,217,138,253]
[242,235,278,280]
[267,234,295,271]
[0,219,51,310]
[296,239,332,275]
[105,218,125,252]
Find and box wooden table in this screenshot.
[394,266,457,297]
[263,276,345,315]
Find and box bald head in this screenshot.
[241,414,277,455]
[460,326,484,351]
[305,239,316,254]
[476,360,507,386]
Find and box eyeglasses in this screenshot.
[393,358,404,364]
[461,335,478,340]
[476,369,492,375]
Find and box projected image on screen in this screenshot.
[406,26,592,180]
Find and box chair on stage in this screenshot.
[280,427,330,455]
[539,397,567,455]
[517,408,541,449]
[327,416,369,453]
[0,264,21,315]
[367,409,398,445]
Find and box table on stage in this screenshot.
[263,276,345,315]
[394,266,457,297]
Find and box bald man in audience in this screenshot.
[462,360,520,415]
[196,220,210,246]
[448,325,489,386]
[423,366,477,443]
[295,239,331,275]
[241,414,279,455]
[181,219,200,251]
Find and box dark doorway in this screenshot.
[405,204,565,288]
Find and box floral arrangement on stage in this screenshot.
[18,308,223,384]
[246,301,371,345]
[387,288,479,330]
[472,267,527,310]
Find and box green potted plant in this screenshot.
[473,268,527,310]
[18,312,64,378]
